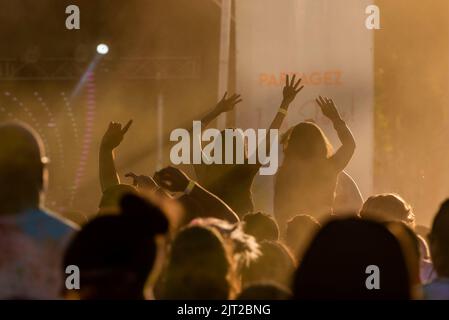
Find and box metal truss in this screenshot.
[0,56,201,81]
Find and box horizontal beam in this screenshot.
[0,57,201,81]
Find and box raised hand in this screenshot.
[153,166,191,193]
[125,172,158,189]
[282,74,304,105]
[214,92,242,114]
[101,120,133,150]
[315,96,341,122]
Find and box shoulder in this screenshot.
[244,162,260,175]
[42,209,79,229]
[337,171,360,191]
[23,209,78,241]
[338,171,354,182]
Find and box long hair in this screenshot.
[282,122,333,162]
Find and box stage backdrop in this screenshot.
[234,0,374,214]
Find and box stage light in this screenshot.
[96,44,109,55]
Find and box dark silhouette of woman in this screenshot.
[274,96,356,229]
[193,75,304,217]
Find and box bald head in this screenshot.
[0,121,46,214]
[0,121,44,161]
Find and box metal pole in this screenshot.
[217,0,232,129]
[156,90,164,170]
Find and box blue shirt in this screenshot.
[423,278,449,300]
[0,208,77,299]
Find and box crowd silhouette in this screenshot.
[1,75,448,300]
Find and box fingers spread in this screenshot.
[319,95,326,105]
[294,78,302,89]
[316,96,324,107]
[230,93,240,101]
[295,85,304,93]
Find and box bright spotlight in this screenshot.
[96,44,109,55]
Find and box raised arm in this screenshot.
[269,74,304,132]
[255,74,303,164]
[316,96,356,171]
[201,92,242,130]
[99,120,132,192]
[191,93,242,167]
[153,166,239,223]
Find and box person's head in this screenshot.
[237,282,292,300]
[207,129,248,165]
[0,121,47,214]
[429,199,449,278]
[386,221,421,288]
[241,240,296,288]
[282,122,332,161]
[415,224,430,240]
[63,193,169,299]
[189,217,261,270]
[163,225,237,299]
[243,212,279,242]
[285,214,321,260]
[359,193,415,229]
[98,184,139,211]
[293,218,412,300]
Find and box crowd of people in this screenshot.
[0,75,448,300]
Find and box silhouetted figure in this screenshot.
[242,212,279,242]
[98,183,139,211]
[190,217,261,266]
[193,76,303,217]
[333,171,364,216]
[293,218,412,300]
[386,221,422,292]
[275,97,356,229]
[285,214,321,261]
[237,282,292,300]
[416,233,435,284]
[0,121,76,299]
[99,120,133,193]
[162,225,238,299]
[359,193,435,284]
[63,194,168,299]
[241,240,296,288]
[415,224,431,239]
[424,199,449,299]
[359,193,415,228]
[154,166,239,223]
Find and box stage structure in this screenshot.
[0,0,225,220]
